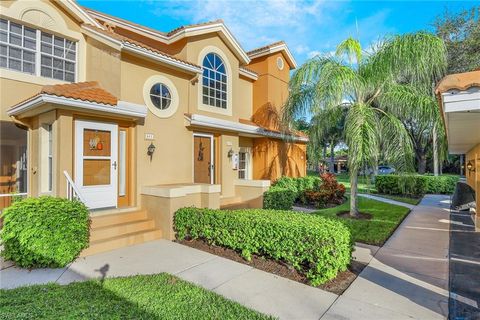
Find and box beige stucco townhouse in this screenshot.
[0,0,307,254]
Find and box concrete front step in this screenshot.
[90,210,147,229]
[89,219,155,242]
[81,229,162,256]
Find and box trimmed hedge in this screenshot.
[263,187,296,210]
[1,196,90,268]
[375,174,459,196]
[174,207,353,285]
[263,176,321,210]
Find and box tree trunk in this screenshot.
[460,154,464,176]
[417,150,427,174]
[433,125,439,176]
[322,144,327,173]
[350,168,359,217]
[329,142,335,173]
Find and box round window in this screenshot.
[149,83,171,110]
[277,56,284,70]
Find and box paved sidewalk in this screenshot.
[358,193,416,209]
[321,194,450,320]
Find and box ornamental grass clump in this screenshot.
[1,196,90,268]
[174,207,353,285]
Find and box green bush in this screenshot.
[174,207,352,285]
[1,196,90,268]
[263,187,296,210]
[272,176,321,205]
[375,174,459,196]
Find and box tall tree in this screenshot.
[283,33,446,217]
[433,6,480,73]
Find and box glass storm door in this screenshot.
[75,120,118,209]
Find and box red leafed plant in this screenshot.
[304,173,346,208]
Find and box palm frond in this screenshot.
[344,103,380,171]
[336,37,363,66]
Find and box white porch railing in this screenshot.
[63,171,87,204]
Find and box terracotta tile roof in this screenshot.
[239,66,258,75]
[40,81,117,105]
[83,7,168,36]
[247,41,286,56]
[435,70,480,94]
[84,6,223,39]
[82,24,201,69]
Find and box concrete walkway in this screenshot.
[1,195,452,319]
[322,194,450,320]
[358,193,416,209]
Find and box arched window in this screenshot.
[202,53,227,109]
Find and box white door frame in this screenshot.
[193,133,214,184]
[74,120,118,209]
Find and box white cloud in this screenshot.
[151,0,326,50]
[307,50,321,58]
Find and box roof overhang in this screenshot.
[81,25,202,75]
[56,0,104,29]
[248,42,297,69]
[185,113,308,142]
[439,87,480,154]
[7,94,147,121]
[85,9,250,65]
[239,67,258,81]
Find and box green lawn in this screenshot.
[0,273,273,320]
[309,172,422,205]
[314,196,411,246]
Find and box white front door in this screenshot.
[75,120,118,209]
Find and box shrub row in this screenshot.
[174,207,352,285]
[263,176,322,209]
[1,196,90,268]
[375,174,459,196]
[263,187,297,210]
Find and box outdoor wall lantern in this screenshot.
[227,148,234,158]
[467,160,475,173]
[147,142,156,160]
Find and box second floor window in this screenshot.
[202,53,227,109]
[0,18,76,82]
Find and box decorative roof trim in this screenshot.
[85,9,250,64]
[186,113,308,142]
[247,41,297,69]
[7,94,147,119]
[239,67,258,80]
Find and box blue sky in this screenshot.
[78,0,475,64]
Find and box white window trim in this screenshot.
[143,74,179,118]
[197,46,233,116]
[0,18,79,83]
[39,123,53,194]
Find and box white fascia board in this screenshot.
[81,26,122,49]
[81,25,201,74]
[248,43,297,69]
[84,11,250,65]
[121,43,202,74]
[239,68,258,80]
[8,95,147,119]
[442,90,480,113]
[59,0,105,29]
[188,113,308,142]
[184,24,250,65]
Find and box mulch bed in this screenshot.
[177,238,367,295]
[336,211,373,220]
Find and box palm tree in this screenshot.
[283,33,446,217]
